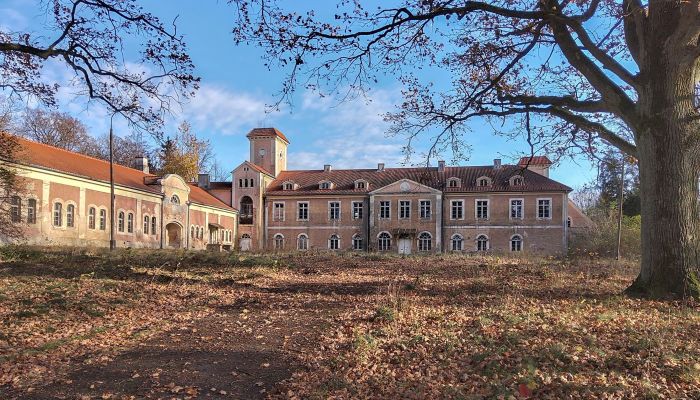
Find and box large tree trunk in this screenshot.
[627,35,700,299]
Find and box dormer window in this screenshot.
[477,176,492,187]
[354,179,368,190]
[282,181,296,191]
[447,177,461,188]
[319,180,333,190]
[510,175,524,186]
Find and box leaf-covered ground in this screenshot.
[0,247,698,399]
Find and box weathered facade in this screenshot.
[2,137,237,250]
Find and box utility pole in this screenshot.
[109,114,116,251]
[616,156,625,261]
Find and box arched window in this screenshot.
[274,234,284,250]
[10,196,21,223]
[89,207,96,230]
[476,234,489,251]
[199,226,203,239]
[191,225,195,238]
[27,199,36,224]
[283,181,295,190]
[418,232,432,252]
[143,215,149,234]
[118,211,125,232]
[151,216,157,235]
[53,202,63,226]
[328,234,340,250]
[354,180,368,190]
[510,235,523,252]
[297,234,308,251]
[451,234,463,251]
[510,175,524,186]
[66,204,75,228]
[240,196,253,225]
[127,212,134,233]
[567,217,572,228]
[100,209,107,230]
[352,234,363,251]
[171,195,180,204]
[477,176,491,187]
[447,178,460,188]
[319,180,332,190]
[377,232,391,251]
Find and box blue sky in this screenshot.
[2,0,597,187]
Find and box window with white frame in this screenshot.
[379,201,391,219]
[297,234,308,250]
[451,200,463,220]
[510,199,523,220]
[399,200,411,219]
[451,234,463,251]
[171,195,180,204]
[100,209,107,230]
[511,234,523,251]
[88,207,96,230]
[10,196,20,223]
[355,180,367,189]
[328,234,340,250]
[538,199,552,219]
[273,202,285,221]
[127,212,134,233]
[143,215,149,234]
[150,216,156,235]
[319,181,332,190]
[66,204,75,228]
[420,200,432,219]
[476,234,489,251]
[274,234,284,250]
[418,232,432,252]
[283,181,295,190]
[118,211,125,232]
[352,234,363,250]
[191,225,195,239]
[447,178,460,188]
[297,202,309,220]
[477,177,491,187]
[476,200,489,220]
[53,202,63,226]
[329,201,340,220]
[378,232,391,251]
[352,201,363,219]
[27,199,36,224]
[510,175,524,186]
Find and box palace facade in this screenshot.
[2,128,588,254]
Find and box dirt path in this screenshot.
[2,263,383,400]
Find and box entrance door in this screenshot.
[398,238,412,255]
[240,234,252,251]
[165,223,181,248]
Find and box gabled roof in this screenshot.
[518,156,552,166]
[9,136,236,212]
[266,164,571,196]
[246,127,290,144]
[235,160,275,177]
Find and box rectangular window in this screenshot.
[476,200,489,220]
[53,203,62,226]
[399,200,410,219]
[27,199,36,224]
[297,202,309,221]
[99,209,106,230]
[379,201,391,219]
[352,201,363,220]
[538,199,552,219]
[329,201,340,220]
[451,200,463,220]
[510,199,523,220]
[273,202,285,221]
[420,200,431,219]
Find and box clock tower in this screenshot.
[246,127,289,177]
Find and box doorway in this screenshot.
[240,234,252,251]
[398,238,412,255]
[165,223,182,248]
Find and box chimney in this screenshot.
[438,160,445,172]
[493,159,502,169]
[197,173,210,189]
[324,164,332,172]
[134,156,149,174]
[377,163,385,172]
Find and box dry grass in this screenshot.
[0,247,698,399]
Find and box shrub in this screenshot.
[569,212,641,259]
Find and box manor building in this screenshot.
[3,128,582,254]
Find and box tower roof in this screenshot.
[246,127,289,144]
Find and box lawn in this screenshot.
[0,247,698,399]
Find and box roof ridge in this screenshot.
[15,135,154,176]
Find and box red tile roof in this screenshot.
[10,136,235,212]
[518,156,552,166]
[246,127,290,144]
[266,164,571,196]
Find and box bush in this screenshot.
[569,212,641,259]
